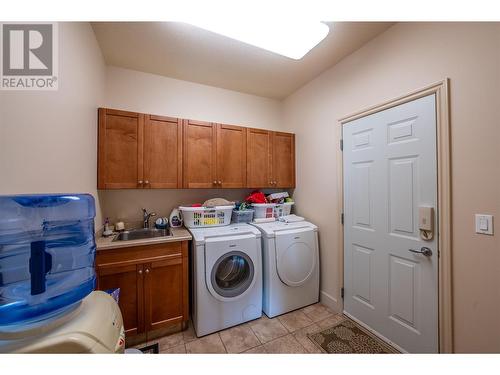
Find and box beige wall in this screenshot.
[104,66,283,130]
[282,22,500,352]
[0,22,106,228]
[100,66,284,224]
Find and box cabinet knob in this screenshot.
[218,181,222,185]
[145,268,150,274]
[138,269,143,274]
[138,180,143,185]
[213,180,217,185]
[144,180,149,184]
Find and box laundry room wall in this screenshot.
[99,66,285,224]
[0,22,106,229]
[282,22,500,353]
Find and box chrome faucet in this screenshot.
[142,208,157,229]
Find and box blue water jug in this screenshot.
[0,194,96,325]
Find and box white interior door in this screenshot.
[343,94,438,353]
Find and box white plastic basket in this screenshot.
[274,202,294,218]
[251,203,276,219]
[179,205,234,228]
[252,202,294,220]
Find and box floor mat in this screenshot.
[308,317,399,354]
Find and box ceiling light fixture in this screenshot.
[183,19,330,60]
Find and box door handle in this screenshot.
[409,247,433,256]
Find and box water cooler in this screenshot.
[0,194,125,353]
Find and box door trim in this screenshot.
[336,79,452,353]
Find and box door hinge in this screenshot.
[341,287,345,299]
[341,213,344,225]
[340,139,343,151]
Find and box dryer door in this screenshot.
[205,235,257,301]
[275,229,317,287]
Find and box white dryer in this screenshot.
[251,221,319,318]
[190,223,262,337]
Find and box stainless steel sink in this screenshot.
[112,228,171,242]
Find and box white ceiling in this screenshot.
[92,22,394,99]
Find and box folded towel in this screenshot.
[278,214,304,223]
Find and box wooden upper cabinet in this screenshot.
[273,132,296,188]
[183,119,217,188]
[98,108,144,189]
[246,128,273,188]
[143,115,183,189]
[216,124,247,188]
[98,108,295,189]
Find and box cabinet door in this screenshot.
[216,124,247,188]
[144,115,183,188]
[183,119,217,188]
[246,128,273,188]
[98,108,144,189]
[273,132,295,188]
[143,257,186,332]
[97,263,145,336]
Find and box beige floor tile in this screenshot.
[302,304,334,322]
[182,321,198,343]
[278,310,314,332]
[219,325,261,353]
[243,345,267,354]
[148,331,184,352]
[263,334,308,354]
[185,333,227,354]
[249,316,289,343]
[160,344,187,354]
[292,323,323,353]
[316,314,345,330]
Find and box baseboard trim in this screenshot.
[320,290,341,313]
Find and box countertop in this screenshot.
[95,227,192,251]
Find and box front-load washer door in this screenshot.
[275,229,317,287]
[205,235,258,302]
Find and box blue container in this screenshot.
[0,194,96,325]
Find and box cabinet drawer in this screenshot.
[96,241,185,271]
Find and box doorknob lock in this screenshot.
[409,247,433,256]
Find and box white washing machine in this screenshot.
[190,223,262,337]
[251,220,319,318]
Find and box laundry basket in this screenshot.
[274,202,294,218]
[179,205,234,228]
[231,209,254,224]
[251,203,277,219]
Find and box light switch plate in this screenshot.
[475,214,494,235]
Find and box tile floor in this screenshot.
[138,303,344,354]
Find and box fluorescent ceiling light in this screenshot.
[184,20,330,60]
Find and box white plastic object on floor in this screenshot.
[0,291,125,353]
[180,205,234,228]
[278,214,304,223]
[124,348,143,354]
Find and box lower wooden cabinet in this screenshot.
[95,241,189,339]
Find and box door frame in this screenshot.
[336,79,452,353]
